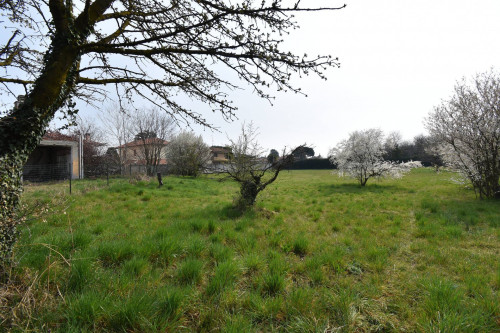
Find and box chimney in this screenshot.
[14,95,26,110]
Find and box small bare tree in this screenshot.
[132,109,176,176]
[224,123,295,210]
[99,105,133,174]
[166,131,212,177]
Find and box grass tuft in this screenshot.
[66,259,93,293]
[96,240,135,267]
[292,235,309,256]
[176,258,203,285]
[205,260,239,296]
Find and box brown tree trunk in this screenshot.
[0,36,80,266]
[239,181,259,208]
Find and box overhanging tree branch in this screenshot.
[0,78,34,84]
[77,77,185,85]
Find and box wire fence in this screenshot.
[22,158,335,185]
[23,163,72,183]
[22,162,172,186]
[21,160,335,195]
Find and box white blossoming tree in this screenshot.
[329,129,421,186]
[426,71,500,199]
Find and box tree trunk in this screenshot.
[486,173,500,198]
[0,36,80,265]
[239,181,259,208]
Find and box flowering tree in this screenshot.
[166,132,212,177]
[329,129,421,186]
[426,71,500,198]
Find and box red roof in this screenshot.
[43,130,105,146]
[117,138,169,148]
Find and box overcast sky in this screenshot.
[73,0,500,156]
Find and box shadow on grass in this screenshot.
[434,198,500,228]
[206,203,260,221]
[187,203,246,220]
[220,204,245,219]
[317,183,401,196]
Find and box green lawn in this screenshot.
[5,169,500,332]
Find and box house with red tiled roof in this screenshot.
[115,137,169,166]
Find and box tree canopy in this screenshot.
[292,146,315,160]
[134,131,157,141]
[166,131,212,177]
[267,148,279,164]
[1,0,344,126]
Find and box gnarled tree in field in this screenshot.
[0,0,344,263]
[224,123,295,210]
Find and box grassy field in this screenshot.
[3,169,499,332]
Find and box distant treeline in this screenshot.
[289,158,335,170]
[383,135,442,167]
